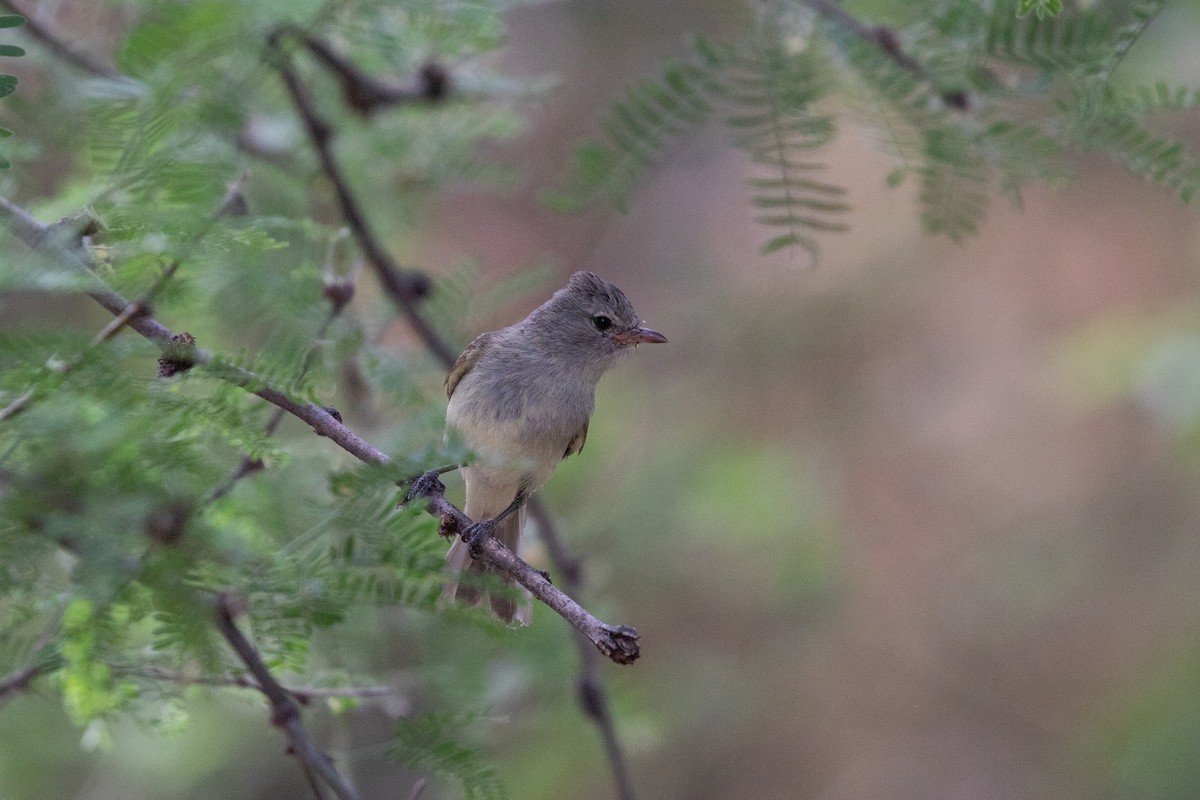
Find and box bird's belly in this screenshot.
[447,406,571,504]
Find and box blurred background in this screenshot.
[4,1,1200,799]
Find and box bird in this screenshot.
[440,271,666,624]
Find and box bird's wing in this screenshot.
[563,421,588,459]
[445,332,494,399]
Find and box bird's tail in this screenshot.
[442,505,532,626]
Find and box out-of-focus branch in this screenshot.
[528,500,639,798]
[0,259,178,424]
[800,0,971,111]
[214,594,365,800]
[0,608,63,706]
[0,0,125,80]
[0,660,47,703]
[298,35,450,115]
[267,30,457,369]
[133,665,403,706]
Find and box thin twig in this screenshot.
[0,0,125,80]
[0,258,178,423]
[132,666,402,704]
[529,500,639,799]
[0,607,64,705]
[298,35,450,115]
[800,0,971,111]
[268,33,458,368]
[0,661,46,702]
[214,594,364,800]
[407,475,639,665]
[207,265,359,504]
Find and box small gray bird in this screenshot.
[442,271,666,624]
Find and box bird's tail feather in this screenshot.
[442,505,532,626]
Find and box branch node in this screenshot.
[144,499,192,545]
[404,470,447,504]
[596,624,640,665]
[419,61,451,101]
[322,279,355,312]
[157,331,198,377]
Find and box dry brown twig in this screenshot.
[214,594,364,800]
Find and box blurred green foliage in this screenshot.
[2,1,1200,799]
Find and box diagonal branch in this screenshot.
[214,594,364,800]
[0,660,47,703]
[800,0,971,111]
[407,475,639,664]
[0,259,177,423]
[268,31,457,368]
[0,0,126,81]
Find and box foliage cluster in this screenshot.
[0,0,523,796]
[551,0,1197,259]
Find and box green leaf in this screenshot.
[0,73,16,98]
[0,44,24,58]
[391,713,508,800]
[1017,0,1062,18]
[0,14,25,28]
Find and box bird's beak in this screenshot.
[614,325,668,345]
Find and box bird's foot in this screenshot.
[462,518,496,557]
[404,470,446,504]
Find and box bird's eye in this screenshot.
[591,315,613,332]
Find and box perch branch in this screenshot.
[407,474,639,665]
